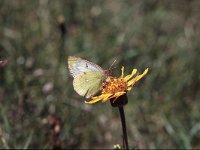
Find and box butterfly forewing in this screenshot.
[68,56,104,78]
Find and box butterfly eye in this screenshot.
[105,69,112,76]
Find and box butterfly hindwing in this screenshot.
[73,71,105,98]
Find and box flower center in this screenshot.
[102,77,128,94]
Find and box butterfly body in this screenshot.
[68,56,107,98]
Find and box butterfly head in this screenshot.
[104,59,117,76]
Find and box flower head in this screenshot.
[85,67,148,104]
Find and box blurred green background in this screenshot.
[0,0,200,149]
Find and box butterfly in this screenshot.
[68,56,108,98]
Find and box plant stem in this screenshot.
[118,106,129,149]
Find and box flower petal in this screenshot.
[127,68,148,86]
[127,86,132,91]
[84,97,102,104]
[115,92,126,97]
[113,92,126,102]
[105,92,126,102]
[101,94,113,102]
[127,78,137,87]
[85,94,112,104]
[135,68,148,82]
[120,66,124,78]
[124,69,137,81]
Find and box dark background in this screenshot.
[0,0,200,149]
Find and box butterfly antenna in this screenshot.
[106,59,117,76]
[109,59,117,70]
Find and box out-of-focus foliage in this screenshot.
[0,0,200,149]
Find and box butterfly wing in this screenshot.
[68,56,104,77]
[68,56,106,98]
[73,71,106,98]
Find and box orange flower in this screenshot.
[85,67,148,104]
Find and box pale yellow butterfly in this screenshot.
[68,56,108,98]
